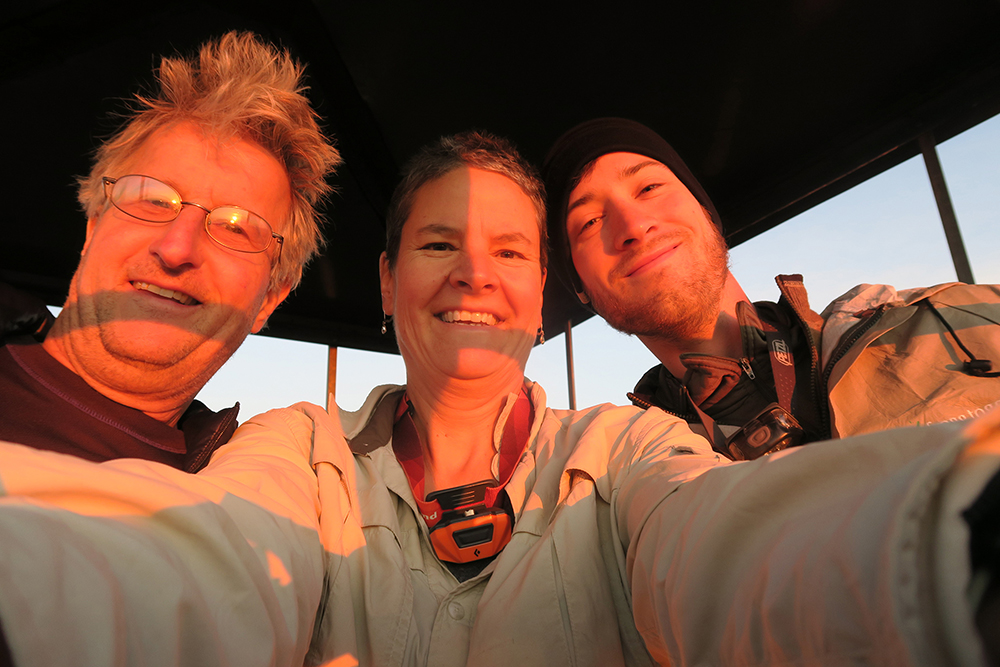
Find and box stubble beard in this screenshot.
[586,228,731,345]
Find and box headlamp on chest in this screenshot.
[426,481,512,563]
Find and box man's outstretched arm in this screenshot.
[619,411,1000,666]
[0,405,325,667]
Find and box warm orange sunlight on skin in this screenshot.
[565,153,720,315]
[43,123,293,426]
[380,167,545,388]
[565,151,747,375]
[377,165,546,494]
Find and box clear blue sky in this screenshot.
[197,113,1000,418]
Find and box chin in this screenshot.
[446,347,527,381]
[99,322,216,367]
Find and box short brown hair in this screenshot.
[384,130,548,270]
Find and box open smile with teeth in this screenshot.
[438,310,499,326]
[132,281,200,306]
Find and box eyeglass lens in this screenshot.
[108,175,275,253]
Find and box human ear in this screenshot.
[378,252,395,316]
[250,280,293,334]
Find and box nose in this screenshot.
[147,206,209,270]
[608,199,658,251]
[450,247,497,293]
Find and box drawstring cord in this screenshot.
[923,299,1000,378]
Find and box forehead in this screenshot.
[574,152,677,193]
[406,166,540,241]
[122,123,292,227]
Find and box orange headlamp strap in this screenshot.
[392,386,533,529]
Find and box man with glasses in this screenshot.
[0,32,340,471]
[0,31,340,667]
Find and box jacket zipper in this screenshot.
[820,306,888,425]
[626,392,693,421]
[739,358,755,379]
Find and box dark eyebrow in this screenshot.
[494,231,532,245]
[620,160,662,179]
[413,223,460,237]
[413,225,533,249]
[566,159,664,215]
[566,192,594,216]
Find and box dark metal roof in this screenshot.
[4,0,1000,353]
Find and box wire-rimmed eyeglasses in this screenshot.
[102,175,283,257]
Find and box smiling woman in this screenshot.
[266,132,722,665]
[373,134,548,502]
[380,167,545,405]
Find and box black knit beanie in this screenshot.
[541,117,722,298]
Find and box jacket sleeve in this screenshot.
[617,409,1000,666]
[0,404,325,667]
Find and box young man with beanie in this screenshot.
[543,117,1000,460]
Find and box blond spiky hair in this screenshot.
[78,31,342,290]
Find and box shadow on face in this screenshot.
[379,166,546,394]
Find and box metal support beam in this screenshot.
[564,319,577,410]
[919,132,975,284]
[326,345,338,409]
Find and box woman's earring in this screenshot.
[537,325,545,345]
[381,313,391,335]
